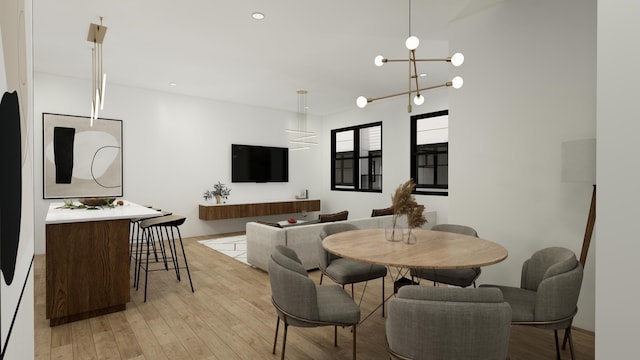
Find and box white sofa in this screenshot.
[246,211,437,272]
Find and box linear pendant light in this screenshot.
[87,17,107,126]
[286,90,317,150]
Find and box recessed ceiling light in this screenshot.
[169,83,177,86]
[252,12,265,20]
[419,73,427,77]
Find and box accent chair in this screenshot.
[410,224,481,287]
[317,223,388,316]
[386,286,512,360]
[481,246,584,360]
[268,245,360,359]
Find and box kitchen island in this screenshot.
[45,200,160,326]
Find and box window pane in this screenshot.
[437,166,448,184]
[417,116,448,144]
[359,125,381,156]
[336,130,354,152]
[343,168,353,184]
[332,122,382,192]
[411,110,449,195]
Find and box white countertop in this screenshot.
[46,200,162,224]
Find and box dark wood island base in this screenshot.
[46,219,131,326]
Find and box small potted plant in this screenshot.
[203,181,232,204]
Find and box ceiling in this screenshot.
[33,0,501,116]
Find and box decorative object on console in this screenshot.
[356,0,464,113]
[286,90,317,150]
[388,179,427,242]
[87,17,107,125]
[295,189,309,199]
[203,181,231,204]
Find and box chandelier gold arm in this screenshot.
[381,57,453,63]
[364,82,452,104]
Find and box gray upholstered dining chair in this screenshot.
[370,207,393,217]
[386,286,512,360]
[481,247,583,360]
[317,223,388,316]
[268,245,360,360]
[410,224,482,288]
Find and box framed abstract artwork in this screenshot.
[43,113,123,199]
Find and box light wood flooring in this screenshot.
[34,233,595,359]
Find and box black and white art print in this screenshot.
[43,113,123,199]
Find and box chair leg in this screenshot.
[134,227,149,289]
[166,226,180,273]
[175,227,195,292]
[554,329,561,360]
[334,326,338,347]
[155,226,169,270]
[562,319,574,349]
[566,327,576,360]
[352,324,357,360]
[169,231,182,281]
[143,234,151,302]
[381,276,385,317]
[272,317,280,355]
[320,273,324,285]
[281,323,288,360]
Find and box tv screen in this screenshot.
[232,144,289,183]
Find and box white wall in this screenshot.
[448,0,596,331]
[33,73,322,253]
[596,1,640,357]
[1,0,35,358]
[320,92,450,223]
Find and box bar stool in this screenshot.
[136,214,194,302]
[130,208,166,284]
[129,206,163,264]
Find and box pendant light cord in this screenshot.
[408,0,411,37]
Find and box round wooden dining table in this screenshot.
[322,228,508,270]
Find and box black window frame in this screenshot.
[410,110,449,196]
[331,122,382,192]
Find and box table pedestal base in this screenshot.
[393,277,419,293]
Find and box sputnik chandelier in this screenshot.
[286,90,317,150]
[87,17,107,126]
[356,0,464,113]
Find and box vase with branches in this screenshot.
[203,181,231,204]
[389,179,428,243]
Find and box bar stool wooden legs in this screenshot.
[136,214,194,302]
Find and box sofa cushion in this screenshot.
[318,210,349,223]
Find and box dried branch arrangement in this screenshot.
[391,179,427,230]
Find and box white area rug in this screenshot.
[199,235,248,266]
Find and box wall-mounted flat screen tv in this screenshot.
[232,144,289,182]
